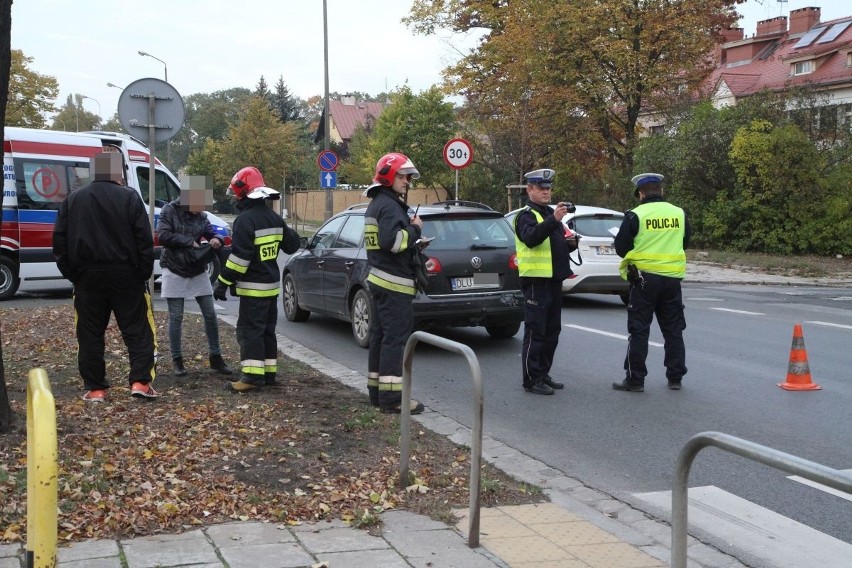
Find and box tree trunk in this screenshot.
[0,0,16,432]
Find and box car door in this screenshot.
[321,214,365,317]
[299,215,347,312]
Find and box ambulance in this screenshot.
[1,127,232,300]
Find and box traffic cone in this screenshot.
[778,324,821,391]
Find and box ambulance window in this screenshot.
[13,158,89,210]
[137,167,180,207]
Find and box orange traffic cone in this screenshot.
[778,324,821,391]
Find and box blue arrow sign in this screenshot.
[317,150,339,172]
[320,171,337,188]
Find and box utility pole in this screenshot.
[322,0,332,220]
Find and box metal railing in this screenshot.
[399,331,484,548]
[672,431,852,568]
[26,368,58,568]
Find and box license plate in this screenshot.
[451,273,499,290]
[597,246,616,255]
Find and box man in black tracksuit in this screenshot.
[514,168,575,396]
[363,152,425,414]
[214,167,289,392]
[53,152,158,401]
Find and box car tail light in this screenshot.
[508,253,519,270]
[424,257,441,273]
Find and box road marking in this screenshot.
[709,307,765,315]
[634,486,852,567]
[805,320,852,331]
[788,469,852,502]
[565,324,663,347]
[685,297,724,301]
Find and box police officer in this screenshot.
[214,167,288,392]
[613,173,691,392]
[514,168,574,395]
[363,152,426,414]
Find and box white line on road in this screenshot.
[565,324,663,347]
[805,320,852,331]
[788,470,852,502]
[709,307,765,316]
[685,297,724,301]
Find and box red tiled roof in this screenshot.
[329,100,387,142]
[706,14,852,99]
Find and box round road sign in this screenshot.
[117,77,185,144]
[317,150,339,172]
[443,138,473,170]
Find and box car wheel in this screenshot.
[485,321,521,339]
[0,256,21,301]
[282,273,310,322]
[350,288,372,349]
[619,291,630,305]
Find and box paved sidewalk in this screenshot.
[0,317,751,568]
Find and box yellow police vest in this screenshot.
[619,201,686,279]
[514,208,553,277]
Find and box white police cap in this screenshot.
[524,168,556,188]
[630,173,664,196]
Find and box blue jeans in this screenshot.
[166,295,221,360]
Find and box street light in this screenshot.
[137,50,167,82]
[106,82,124,90]
[81,95,101,128]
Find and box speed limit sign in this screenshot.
[443,138,473,170]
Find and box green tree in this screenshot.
[6,49,58,128]
[271,76,301,122]
[51,94,99,132]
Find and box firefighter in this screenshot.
[363,152,426,414]
[514,168,575,395]
[213,167,287,392]
[613,173,692,392]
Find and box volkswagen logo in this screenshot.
[471,256,483,270]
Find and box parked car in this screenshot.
[282,201,525,347]
[505,204,629,304]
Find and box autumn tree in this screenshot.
[407,0,744,180]
[52,94,100,133]
[1,0,14,432]
[5,49,58,128]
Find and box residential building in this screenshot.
[313,95,387,154]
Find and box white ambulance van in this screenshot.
[1,127,232,300]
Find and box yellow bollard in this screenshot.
[26,368,58,568]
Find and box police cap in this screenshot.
[524,168,556,188]
[630,173,664,197]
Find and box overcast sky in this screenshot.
[9,0,849,123]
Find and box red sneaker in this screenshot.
[82,389,106,402]
[131,382,159,399]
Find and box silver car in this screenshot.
[505,204,629,304]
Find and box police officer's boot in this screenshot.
[524,381,554,395]
[543,375,564,390]
[173,358,188,377]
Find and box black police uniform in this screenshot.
[613,194,692,389]
[515,201,573,393]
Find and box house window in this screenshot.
[792,60,815,75]
[847,52,852,67]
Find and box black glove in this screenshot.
[213,281,228,301]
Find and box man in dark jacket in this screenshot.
[53,151,158,401]
[363,152,425,414]
[214,167,293,392]
[514,168,575,395]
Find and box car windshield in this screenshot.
[422,217,514,250]
[570,214,623,238]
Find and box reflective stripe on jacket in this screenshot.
[619,201,686,279]
[364,188,420,296]
[218,199,285,297]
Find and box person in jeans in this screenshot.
[53,151,158,401]
[158,180,233,377]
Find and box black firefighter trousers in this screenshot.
[235,295,279,384]
[368,285,414,409]
[73,269,157,391]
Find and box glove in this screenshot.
[213,281,228,301]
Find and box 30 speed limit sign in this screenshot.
[443,138,473,170]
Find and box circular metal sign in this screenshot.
[117,77,185,144]
[443,138,474,170]
[317,150,339,172]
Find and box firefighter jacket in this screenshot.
[53,179,154,283]
[615,195,690,280]
[514,201,573,281]
[158,199,221,278]
[217,199,285,297]
[364,187,421,296]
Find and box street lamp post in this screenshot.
[138,50,171,166]
[106,82,123,90]
[81,95,101,128]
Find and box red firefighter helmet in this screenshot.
[227,166,279,200]
[372,152,420,187]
